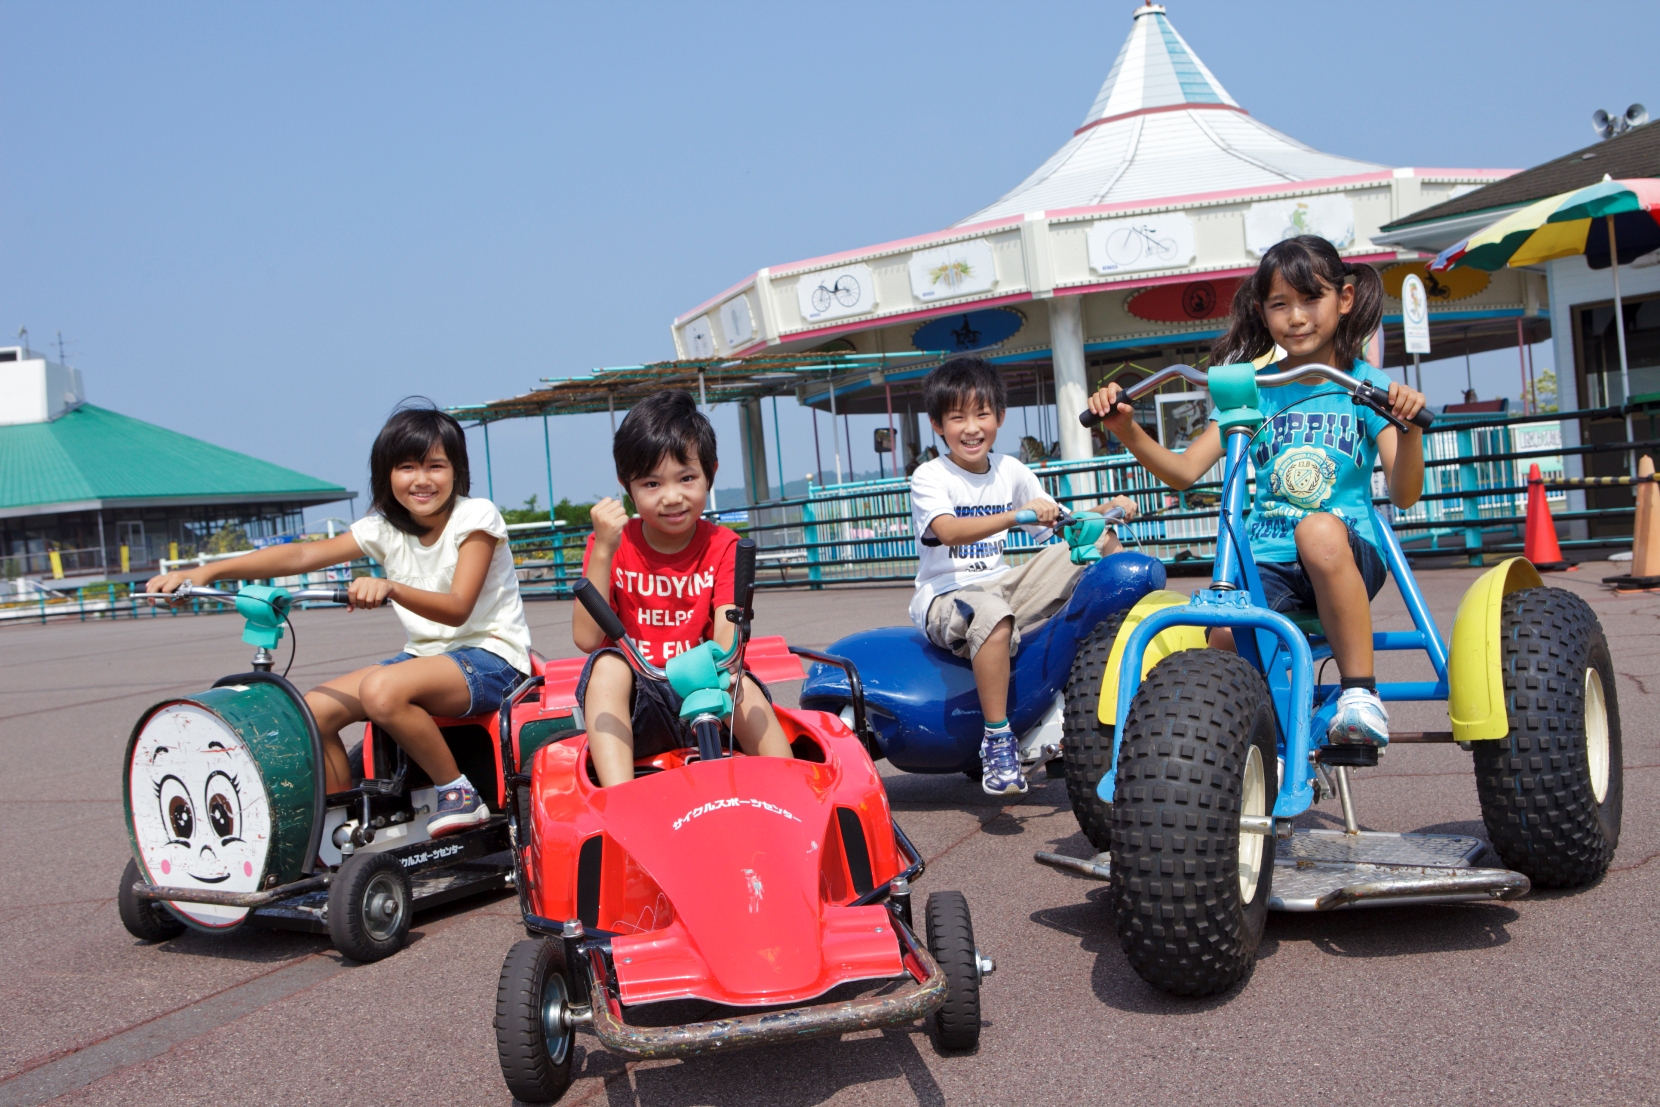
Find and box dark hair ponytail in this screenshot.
[1210,235,1383,368]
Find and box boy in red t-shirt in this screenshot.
[575,390,793,786]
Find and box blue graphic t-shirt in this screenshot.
[1245,360,1394,563]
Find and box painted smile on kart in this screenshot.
[129,705,272,904]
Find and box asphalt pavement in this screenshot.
[1,564,1656,1106]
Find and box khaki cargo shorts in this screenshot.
[924,543,1084,660]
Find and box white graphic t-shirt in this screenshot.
[908,452,1053,630]
[350,496,533,674]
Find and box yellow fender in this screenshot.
[1449,557,1544,742]
[1097,590,1211,725]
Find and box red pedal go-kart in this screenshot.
[491,540,989,1103]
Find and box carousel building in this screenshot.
[668,3,1534,502]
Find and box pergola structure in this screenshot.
[667,3,1530,479]
[447,350,941,508]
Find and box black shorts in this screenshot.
[574,647,771,759]
[1255,523,1388,614]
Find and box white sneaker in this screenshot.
[1328,687,1389,748]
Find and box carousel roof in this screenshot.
[958,3,1383,223]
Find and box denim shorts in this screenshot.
[1256,525,1388,614]
[378,646,527,717]
[575,647,771,760]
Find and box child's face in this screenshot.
[391,444,455,525]
[931,395,1004,471]
[1260,271,1353,362]
[627,449,711,543]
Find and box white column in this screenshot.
[1050,296,1092,461]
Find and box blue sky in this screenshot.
[3,0,1654,518]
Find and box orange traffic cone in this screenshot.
[1605,455,1660,590]
[1523,463,1569,571]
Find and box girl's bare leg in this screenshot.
[352,656,472,785]
[306,666,382,792]
[583,652,638,787]
[1295,513,1373,679]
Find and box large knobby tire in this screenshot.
[1111,649,1278,997]
[328,850,412,963]
[495,939,576,1104]
[1061,611,1127,851]
[117,857,187,942]
[1472,586,1622,887]
[925,890,981,1051]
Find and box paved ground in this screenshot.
[2,564,1657,1106]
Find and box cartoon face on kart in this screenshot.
[127,703,272,928]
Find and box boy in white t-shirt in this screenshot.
[910,357,1137,797]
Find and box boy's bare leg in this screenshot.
[732,675,792,758]
[972,616,1014,723]
[1296,513,1373,678]
[306,666,383,792]
[355,656,472,784]
[584,653,638,787]
[1208,627,1237,652]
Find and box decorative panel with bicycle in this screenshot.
[795,264,876,323]
[1086,212,1195,275]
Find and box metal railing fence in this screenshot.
[497,403,1632,595]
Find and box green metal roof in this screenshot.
[0,404,349,512]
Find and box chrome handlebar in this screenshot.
[134,585,350,605]
[1078,363,1433,432]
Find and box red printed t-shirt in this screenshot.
[582,519,738,664]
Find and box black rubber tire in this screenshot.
[327,851,412,963]
[117,857,186,942]
[1110,649,1278,997]
[1472,586,1623,887]
[494,939,576,1104]
[1062,611,1127,851]
[924,890,981,1051]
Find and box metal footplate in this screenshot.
[1035,830,1530,912]
[1269,830,1530,912]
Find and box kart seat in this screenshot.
[1285,609,1325,639]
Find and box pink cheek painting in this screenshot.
[244,862,254,877]
[161,860,171,875]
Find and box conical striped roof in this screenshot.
[959,3,1381,223]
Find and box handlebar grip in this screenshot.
[733,537,756,615]
[572,578,628,643]
[1079,409,1104,429]
[330,588,350,605]
[1409,407,1435,430]
[1013,509,1038,524]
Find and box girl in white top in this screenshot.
[147,405,533,838]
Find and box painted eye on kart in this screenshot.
[205,772,241,843]
[157,775,193,843]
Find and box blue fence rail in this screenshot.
[9,406,1630,622]
[498,404,1635,595]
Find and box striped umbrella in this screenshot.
[1432,176,1660,460]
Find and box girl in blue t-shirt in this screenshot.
[1086,235,1426,751]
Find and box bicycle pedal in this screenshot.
[1316,744,1380,768]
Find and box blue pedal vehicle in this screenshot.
[799,507,1166,839]
[1031,361,1623,997]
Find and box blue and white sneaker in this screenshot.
[979,729,1028,797]
[428,780,490,838]
[1329,688,1389,748]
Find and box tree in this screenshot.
[1524,368,1558,414]
[206,525,253,554]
